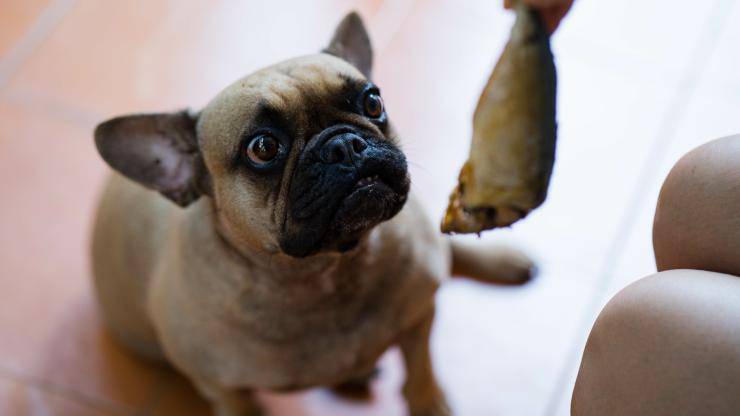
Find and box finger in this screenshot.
[540,3,572,34]
[542,14,560,34]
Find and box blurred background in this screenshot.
[1,0,739,415]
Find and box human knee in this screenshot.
[653,135,740,276]
[572,270,740,415]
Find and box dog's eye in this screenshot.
[363,92,384,118]
[246,134,279,165]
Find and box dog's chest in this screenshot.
[157,246,441,390]
[150,202,449,390]
[236,265,381,341]
[226,260,434,388]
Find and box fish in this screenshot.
[441,0,557,234]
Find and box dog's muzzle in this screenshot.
[280,125,410,257]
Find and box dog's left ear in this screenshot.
[323,11,373,78]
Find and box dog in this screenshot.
[91,12,534,416]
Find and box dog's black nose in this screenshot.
[320,133,368,165]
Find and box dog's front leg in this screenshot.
[399,309,451,416]
[193,379,262,416]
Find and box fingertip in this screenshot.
[541,14,559,34]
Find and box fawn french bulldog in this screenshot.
[91,12,534,416]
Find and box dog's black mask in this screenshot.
[280,124,409,257]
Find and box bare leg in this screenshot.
[653,135,740,276]
[572,270,740,416]
[399,310,451,416]
[573,135,740,415]
[193,379,262,416]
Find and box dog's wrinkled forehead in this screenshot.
[197,54,365,166]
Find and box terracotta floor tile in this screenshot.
[0,100,167,413]
[2,0,384,118]
[0,0,51,58]
[0,376,116,416]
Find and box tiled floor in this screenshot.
[0,0,737,415]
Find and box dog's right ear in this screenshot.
[324,11,373,78]
[94,111,211,207]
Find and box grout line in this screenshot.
[0,0,77,93]
[541,0,737,414]
[0,365,140,416]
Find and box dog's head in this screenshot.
[94,12,410,258]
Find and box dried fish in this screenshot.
[442,1,557,234]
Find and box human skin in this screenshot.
[572,270,740,416]
[504,0,574,33]
[653,136,740,277]
[572,136,740,415]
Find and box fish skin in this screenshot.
[442,1,557,234]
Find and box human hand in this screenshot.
[504,0,574,34]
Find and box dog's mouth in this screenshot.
[281,168,409,258]
[280,129,410,258]
[329,171,406,237]
[344,174,396,202]
[351,174,382,191]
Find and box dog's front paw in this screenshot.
[409,394,452,416]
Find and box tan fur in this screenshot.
[94,172,448,413]
[92,17,532,416]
